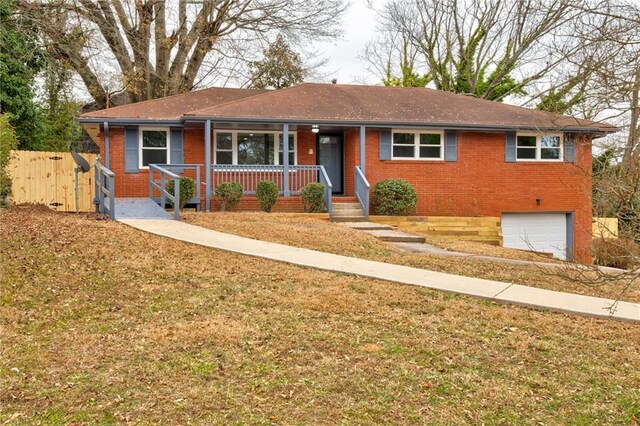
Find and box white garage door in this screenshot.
[502,213,568,260]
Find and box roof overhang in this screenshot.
[183,116,618,135]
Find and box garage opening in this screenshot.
[501,213,573,260]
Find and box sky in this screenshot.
[313,0,381,85]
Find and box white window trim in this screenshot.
[213,130,297,165]
[516,133,564,162]
[391,129,444,161]
[139,127,171,169]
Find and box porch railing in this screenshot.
[149,164,201,211]
[148,164,181,220]
[95,162,115,219]
[210,164,333,213]
[355,165,370,218]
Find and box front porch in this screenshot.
[98,120,371,220]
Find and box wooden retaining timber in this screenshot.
[8,150,98,212]
[369,216,503,245]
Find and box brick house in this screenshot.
[78,83,617,262]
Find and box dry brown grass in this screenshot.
[422,234,564,263]
[183,212,640,302]
[2,206,640,425]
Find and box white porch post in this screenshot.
[283,123,290,196]
[359,125,366,173]
[205,119,212,212]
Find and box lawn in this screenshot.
[183,212,640,303]
[2,205,640,425]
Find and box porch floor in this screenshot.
[111,198,172,220]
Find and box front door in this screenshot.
[317,134,343,194]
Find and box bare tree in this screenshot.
[364,0,629,102]
[18,0,347,108]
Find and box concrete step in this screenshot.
[332,196,357,203]
[331,209,366,217]
[363,229,427,243]
[331,216,369,223]
[343,222,394,231]
[332,202,362,210]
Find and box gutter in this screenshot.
[76,116,617,135]
[181,116,618,134]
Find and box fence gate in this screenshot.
[9,150,98,212]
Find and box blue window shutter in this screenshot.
[170,128,184,172]
[124,126,139,173]
[379,129,392,160]
[444,130,457,161]
[564,133,576,163]
[505,131,517,162]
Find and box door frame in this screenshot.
[316,132,344,195]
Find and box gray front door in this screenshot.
[317,134,343,194]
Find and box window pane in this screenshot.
[142,130,167,148]
[420,133,441,145]
[278,152,296,165]
[216,133,232,150]
[278,134,295,151]
[419,146,441,158]
[216,151,232,164]
[541,135,560,148]
[142,149,167,166]
[238,133,275,164]
[393,146,414,158]
[541,148,560,160]
[517,135,536,147]
[517,147,536,159]
[393,133,414,145]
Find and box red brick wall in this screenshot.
[359,128,593,262]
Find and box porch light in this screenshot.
[311,125,319,134]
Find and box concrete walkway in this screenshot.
[118,218,640,323]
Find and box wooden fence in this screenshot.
[9,150,98,212]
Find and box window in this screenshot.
[278,134,295,166]
[214,130,296,165]
[216,133,233,164]
[140,128,169,168]
[392,130,443,160]
[516,133,563,161]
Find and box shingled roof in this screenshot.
[79,83,617,133]
[80,87,265,120]
[184,83,616,133]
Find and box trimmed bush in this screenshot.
[591,237,640,269]
[166,176,196,209]
[372,178,417,215]
[256,180,279,212]
[300,182,326,212]
[215,181,243,211]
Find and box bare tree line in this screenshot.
[16,0,347,108]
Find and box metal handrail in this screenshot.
[150,164,201,211]
[95,162,115,219]
[355,166,370,218]
[149,164,180,220]
[318,165,333,214]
